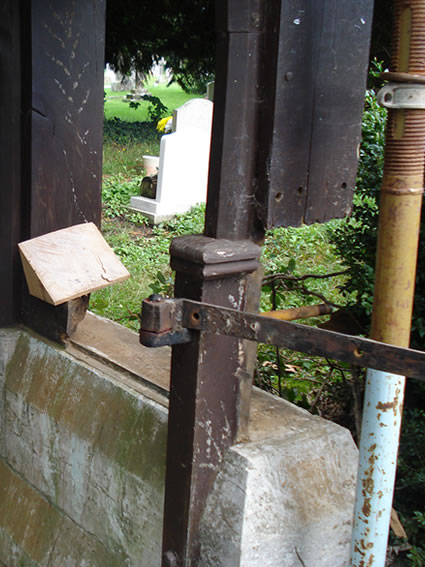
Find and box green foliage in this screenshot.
[329,60,386,329]
[129,94,168,123]
[104,82,200,126]
[149,271,174,297]
[101,174,142,218]
[330,60,425,349]
[390,407,425,564]
[261,220,349,312]
[104,118,160,145]
[92,170,206,329]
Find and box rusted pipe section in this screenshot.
[351,1,425,565]
[261,303,332,321]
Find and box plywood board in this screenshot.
[18,223,130,306]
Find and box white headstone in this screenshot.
[172,98,213,133]
[131,98,214,224]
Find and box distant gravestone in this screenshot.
[206,81,215,102]
[130,98,213,224]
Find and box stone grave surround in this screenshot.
[130,98,214,224]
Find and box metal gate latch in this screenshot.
[140,295,425,381]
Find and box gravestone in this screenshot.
[130,99,213,223]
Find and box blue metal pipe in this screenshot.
[351,368,405,566]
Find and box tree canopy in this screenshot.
[105,0,215,92]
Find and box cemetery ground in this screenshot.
[95,80,425,564]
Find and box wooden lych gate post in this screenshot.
[155,1,374,565]
[0,0,105,338]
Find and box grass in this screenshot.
[104,81,202,123]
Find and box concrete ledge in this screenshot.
[0,317,358,566]
[201,391,357,566]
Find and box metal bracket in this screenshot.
[140,296,425,381]
[377,82,425,109]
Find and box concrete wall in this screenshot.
[0,318,359,566]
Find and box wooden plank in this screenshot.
[205,0,265,242]
[19,223,130,306]
[256,0,313,228]
[305,0,374,223]
[256,0,373,228]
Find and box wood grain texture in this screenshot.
[30,0,105,237]
[256,0,374,228]
[19,223,130,306]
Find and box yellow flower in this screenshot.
[157,116,173,132]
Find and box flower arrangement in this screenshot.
[157,116,173,133]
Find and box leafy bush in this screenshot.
[330,60,425,350]
[329,61,386,329]
[104,118,160,145]
[102,174,142,219]
[129,94,168,123]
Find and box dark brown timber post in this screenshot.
[0,1,31,327]
[0,0,105,340]
[161,1,267,565]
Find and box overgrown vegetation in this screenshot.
[96,71,425,564]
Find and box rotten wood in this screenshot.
[22,295,89,344]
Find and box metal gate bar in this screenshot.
[141,296,425,382]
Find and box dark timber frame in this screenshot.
[0,0,105,339]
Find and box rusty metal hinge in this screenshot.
[140,296,425,381]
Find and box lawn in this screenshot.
[104,80,202,123]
